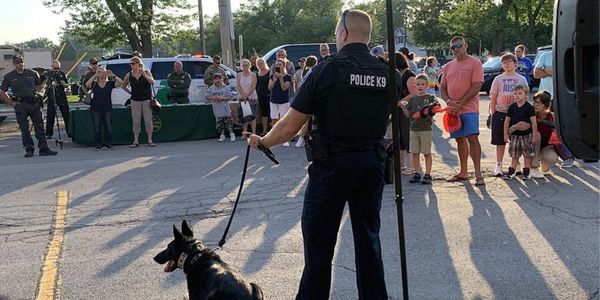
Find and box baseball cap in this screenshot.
[12,55,24,64]
[370,46,385,58]
[213,72,223,78]
[399,47,410,55]
[89,57,98,64]
[213,55,221,61]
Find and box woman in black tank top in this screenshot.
[255,58,271,135]
[395,52,417,173]
[121,57,156,147]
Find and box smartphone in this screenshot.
[275,67,281,73]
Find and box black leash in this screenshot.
[218,144,279,248]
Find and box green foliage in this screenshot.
[20,38,57,49]
[42,0,192,56]
[204,0,343,57]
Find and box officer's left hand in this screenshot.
[243,132,261,149]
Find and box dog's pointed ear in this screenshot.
[173,225,184,242]
[181,220,194,237]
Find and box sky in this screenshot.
[0,0,244,45]
[0,0,373,45]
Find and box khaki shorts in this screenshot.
[410,131,432,154]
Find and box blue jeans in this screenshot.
[91,110,112,147]
[296,151,388,300]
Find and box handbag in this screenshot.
[239,100,254,122]
[83,81,95,105]
[149,87,162,112]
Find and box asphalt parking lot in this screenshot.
[0,98,598,299]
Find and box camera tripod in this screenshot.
[46,76,66,149]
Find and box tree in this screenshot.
[202,0,343,57]
[20,37,57,49]
[42,0,192,57]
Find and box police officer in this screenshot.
[80,57,98,101]
[44,59,70,139]
[166,61,192,104]
[0,55,58,157]
[245,9,389,299]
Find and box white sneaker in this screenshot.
[561,158,575,168]
[530,168,544,179]
[230,133,236,142]
[295,136,304,148]
[218,134,225,142]
[493,164,503,177]
[283,142,290,147]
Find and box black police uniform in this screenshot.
[44,69,70,138]
[1,69,53,155]
[291,43,390,300]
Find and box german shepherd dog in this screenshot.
[154,220,264,300]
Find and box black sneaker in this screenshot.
[24,151,34,158]
[503,167,516,180]
[409,173,421,183]
[39,148,58,156]
[421,174,432,185]
[522,168,531,180]
[95,146,102,151]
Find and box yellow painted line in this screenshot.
[36,190,69,300]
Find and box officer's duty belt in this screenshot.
[328,143,377,153]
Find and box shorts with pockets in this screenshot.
[410,131,433,154]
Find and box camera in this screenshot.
[275,67,281,73]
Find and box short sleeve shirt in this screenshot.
[535,51,553,96]
[442,56,484,114]
[507,101,535,136]
[269,74,292,104]
[1,69,41,97]
[490,73,529,113]
[91,80,115,112]
[205,84,232,118]
[516,57,533,85]
[407,94,438,131]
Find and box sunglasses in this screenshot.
[129,62,137,65]
[14,60,23,64]
[341,9,349,35]
[90,62,98,65]
[450,44,464,51]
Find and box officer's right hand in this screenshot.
[243,132,261,149]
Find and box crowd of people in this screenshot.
[0,28,573,184]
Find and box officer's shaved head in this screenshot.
[336,9,372,51]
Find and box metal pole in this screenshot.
[198,0,206,54]
[218,0,234,68]
[385,0,409,298]
[239,35,244,62]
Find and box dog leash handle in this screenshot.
[257,144,279,165]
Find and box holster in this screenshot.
[304,133,328,162]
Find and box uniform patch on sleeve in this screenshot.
[348,71,387,90]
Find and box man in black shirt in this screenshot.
[245,9,389,300]
[44,59,70,139]
[0,55,57,157]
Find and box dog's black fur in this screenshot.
[154,220,264,300]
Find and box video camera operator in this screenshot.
[44,59,70,139]
[0,55,57,157]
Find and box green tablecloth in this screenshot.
[68,104,218,145]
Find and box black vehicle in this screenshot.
[263,43,337,69]
[481,56,502,95]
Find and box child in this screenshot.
[206,72,235,142]
[489,53,529,176]
[423,56,441,95]
[503,84,537,180]
[401,74,438,185]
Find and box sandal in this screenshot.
[474,177,486,186]
[148,143,156,147]
[446,174,469,182]
[129,143,139,148]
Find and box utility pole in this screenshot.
[218,0,235,68]
[198,0,206,54]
